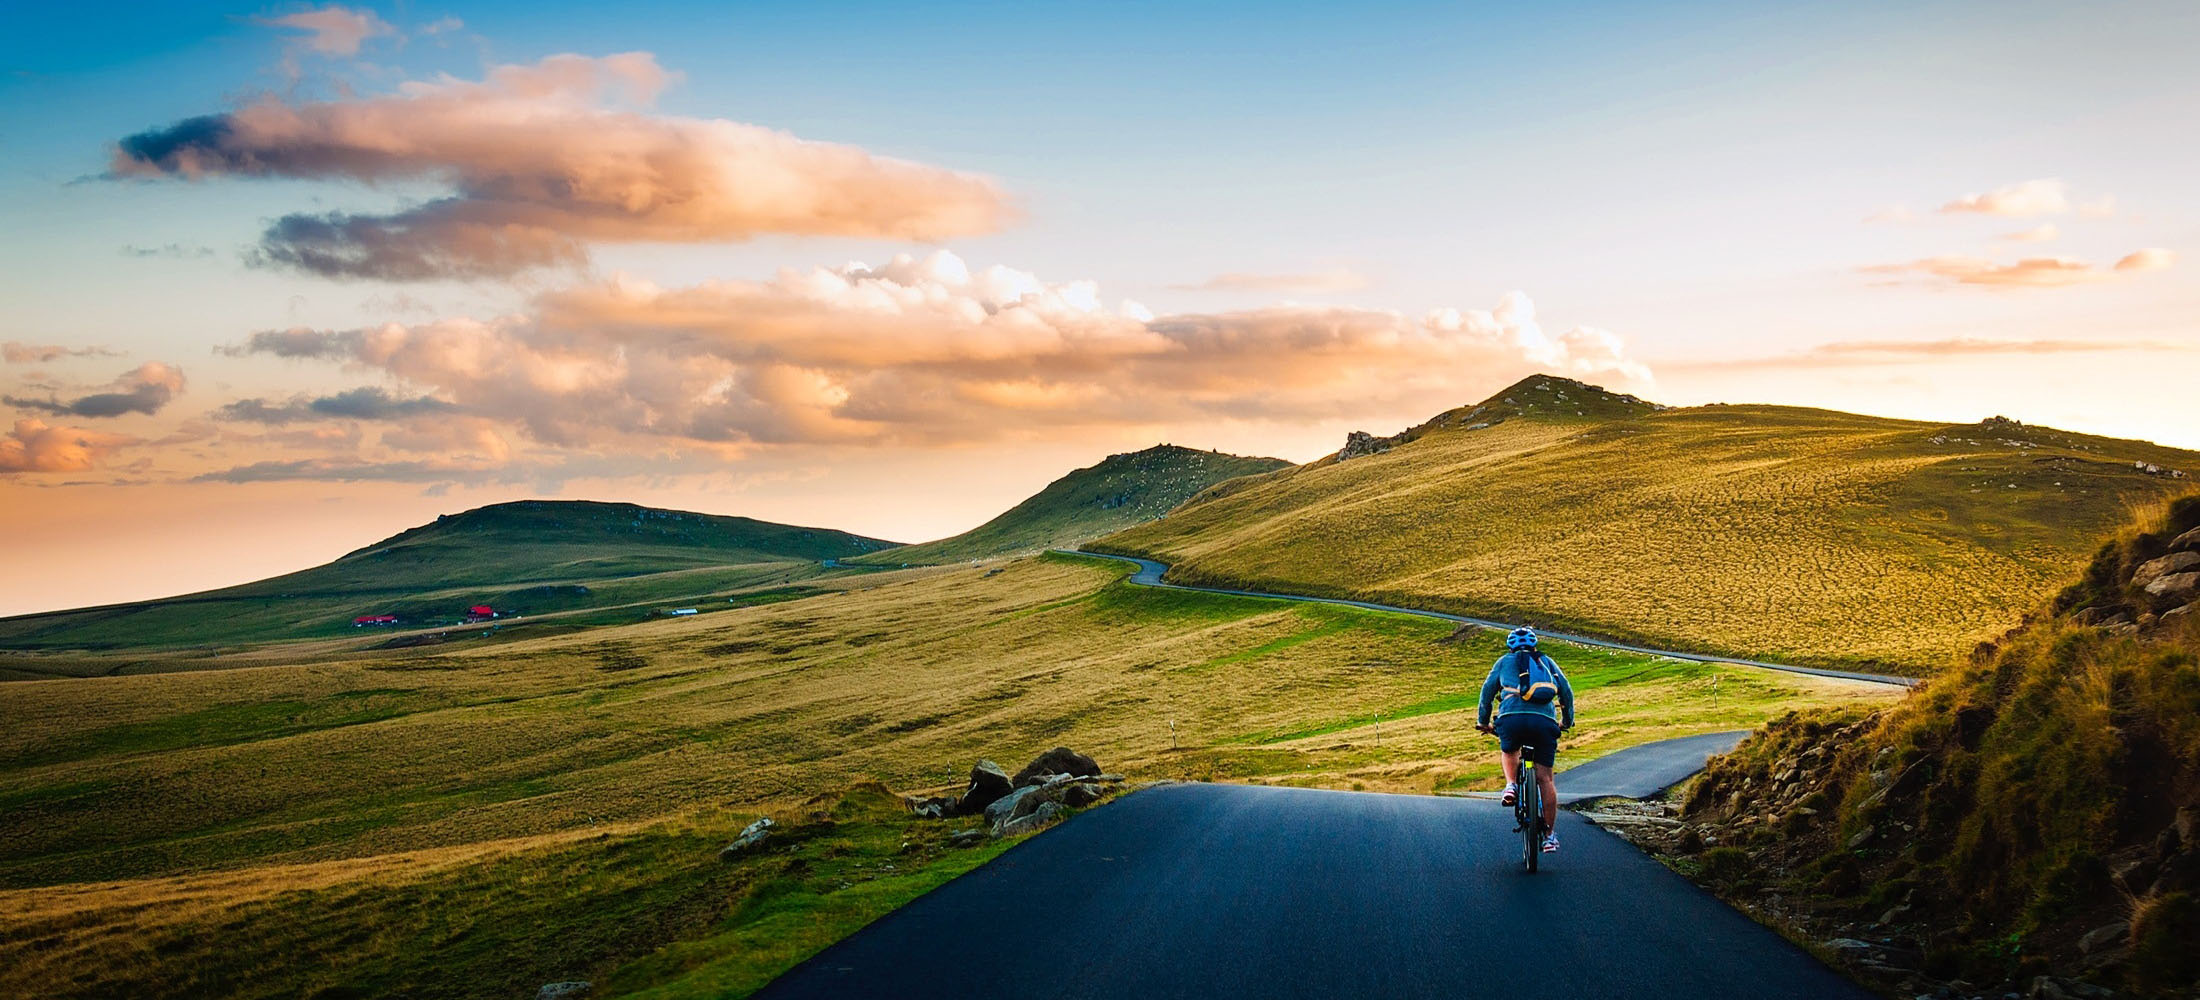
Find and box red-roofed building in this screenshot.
[352,615,398,626]
[467,605,496,621]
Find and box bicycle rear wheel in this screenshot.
[1520,763,1541,873]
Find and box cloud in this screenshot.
[1860,248,2174,289]
[1939,179,2072,217]
[1665,336,2182,373]
[1864,205,1917,224]
[5,362,185,417]
[0,419,139,473]
[222,251,1650,451]
[110,53,1014,281]
[2115,247,2176,272]
[191,457,501,484]
[1172,268,1371,294]
[1997,223,2058,243]
[214,327,362,358]
[214,386,459,423]
[120,243,216,259]
[254,4,395,56]
[3,342,121,363]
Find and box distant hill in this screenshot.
[0,500,897,651]
[852,445,1290,566]
[1091,374,2200,671]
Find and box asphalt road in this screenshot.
[1551,730,1749,803]
[1063,550,1917,688]
[754,781,1870,999]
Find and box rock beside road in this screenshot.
[905,748,1121,839]
[717,817,775,859]
[1012,747,1100,786]
[959,759,1016,814]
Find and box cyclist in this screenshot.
[1475,626,1574,854]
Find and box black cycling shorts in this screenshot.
[1494,714,1561,768]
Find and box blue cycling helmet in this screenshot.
[1506,626,1539,650]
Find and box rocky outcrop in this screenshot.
[537,983,592,1000]
[904,748,1121,839]
[1335,430,1394,462]
[2135,551,2200,588]
[2145,571,2198,600]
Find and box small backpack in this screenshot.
[1508,649,1561,705]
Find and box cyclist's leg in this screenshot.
[1493,716,1524,800]
[1533,717,1561,828]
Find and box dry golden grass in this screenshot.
[0,552,1899,997]
[1098,393,2200,671]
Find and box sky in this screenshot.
[2,0,2196,615]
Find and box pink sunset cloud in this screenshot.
[254,4,395,56]
[109,53,1016,280]
[207,252,1649,469]
[0,419,140,473]
[1861,248,2176,289]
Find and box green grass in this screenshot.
[848,444,1286,566]
[1095,374,2200,672]
[0,786,1025,1000]
[0,552,1898,997]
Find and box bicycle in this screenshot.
[1478,723,1549,873]
[1515,745,1547,873]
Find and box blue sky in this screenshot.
[1,1,2196,613]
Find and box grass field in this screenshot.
[0,500,897,652]
[1094,376,2200,672]
[0,552,1897,998]
[847,444,1287,566]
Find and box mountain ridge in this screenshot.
[851,444,1289,566]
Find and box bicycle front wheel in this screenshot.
[1520,766,1541,873]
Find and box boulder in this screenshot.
[2134,551,2200,587]
[947,829,988,848]
[956,760,1014,816]
[2145,571,2200,600]
[1062,782,1106,808]
[995,800,1065,837]
[2077,920,2128,955]
[2164,602,2195,622]
[1012,747,1100,786]
[904,794,958,819]
[717,817,774,860]
[2171,525,2200,552]
[983,786,1039,827]
[538,983,592,1000]
[1823,938,1876,961]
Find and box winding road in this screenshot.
[1063,550,1917,688]
[750,555,1902,998]
[756,771,1870,999]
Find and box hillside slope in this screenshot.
[851,444,1287,565]
[1093,375,2200,670]
[0,500,897,652]
[1676,496,2200,996]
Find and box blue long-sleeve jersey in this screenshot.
[1477,651,1575,728]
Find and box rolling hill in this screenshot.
[0,500,898,654]
[1091,374,2200,671]
[849,444,1288,566]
